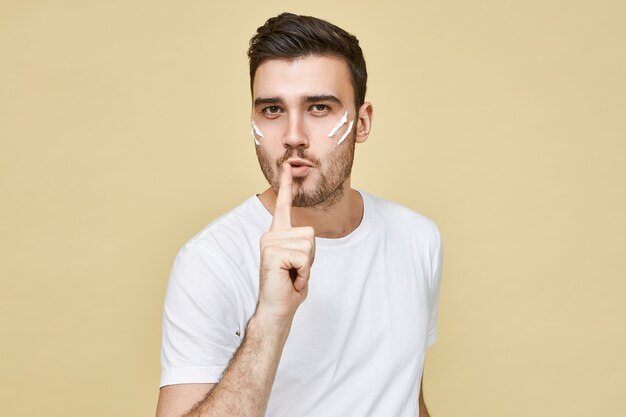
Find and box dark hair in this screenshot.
[248,13,367,111]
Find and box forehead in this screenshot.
[253,55,353,104]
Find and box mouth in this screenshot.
[285,159,314,177]
[286,158,314,168]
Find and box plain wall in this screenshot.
[1,1,624,416]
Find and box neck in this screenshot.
[258,181,364,239]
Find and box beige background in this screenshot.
[1,1,624,416]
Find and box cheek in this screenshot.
[316,128,354,157]
[307,139,336,166]
[312,145,343,174]
[256,139,283,160]
[255,144,275,171]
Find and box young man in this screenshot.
[156,13,443,417]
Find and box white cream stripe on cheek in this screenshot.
[251,121,263,146]
[252,120,264,137]
[327,110,348,137]
[334,120,354,148]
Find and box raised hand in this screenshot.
[258,163,316,321]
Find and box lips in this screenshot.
[287,159,314,168]
[286,159,313,177]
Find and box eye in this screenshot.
[310,104,329,113]
[261,105,283,118]
[263,105,281,114]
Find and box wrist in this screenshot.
[250,307,294,343]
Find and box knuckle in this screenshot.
[300,251,312,264]
[263,245,279,257]
[260,232,272,244]
[261,232,281,247]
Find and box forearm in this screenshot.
[183,312,292,417]
[418,379,430,417]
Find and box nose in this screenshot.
[282,113,309,148]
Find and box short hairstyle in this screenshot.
[248,12,367,111]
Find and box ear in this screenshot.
[355,102,373,144]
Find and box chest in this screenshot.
[281,242,431,374]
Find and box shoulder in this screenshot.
[361,191,441,244]
[168,197,269,288]
[170,196,270,277]
[184,196,270,253]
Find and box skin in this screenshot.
[252,55,369,236]
[155,55,431,417]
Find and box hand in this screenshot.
[258,163,316,322]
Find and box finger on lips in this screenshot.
[271,163,293,231]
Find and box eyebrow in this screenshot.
[253,95,342,107]
[304,95,342,105]
[254,97,284,106]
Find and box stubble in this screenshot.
[255,133,356,211]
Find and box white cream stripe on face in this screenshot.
[327,111,348,137]
[334,120,354,148]
[251,120,263,146]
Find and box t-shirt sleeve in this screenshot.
[160,242,242,387]
[426,224,443,347]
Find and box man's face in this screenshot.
[252,55,358,208]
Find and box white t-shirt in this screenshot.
[160,191,443,417]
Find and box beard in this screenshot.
[256,132,356,210]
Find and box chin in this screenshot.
[292,180,346,209]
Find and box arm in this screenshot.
[156,384,215,417]
[156,164,314,417]
[419,376,430,417]
[156,311,293,417]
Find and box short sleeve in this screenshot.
[426,225,443,347]
[160,242,242,387]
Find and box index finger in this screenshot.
[271,163,292,230]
